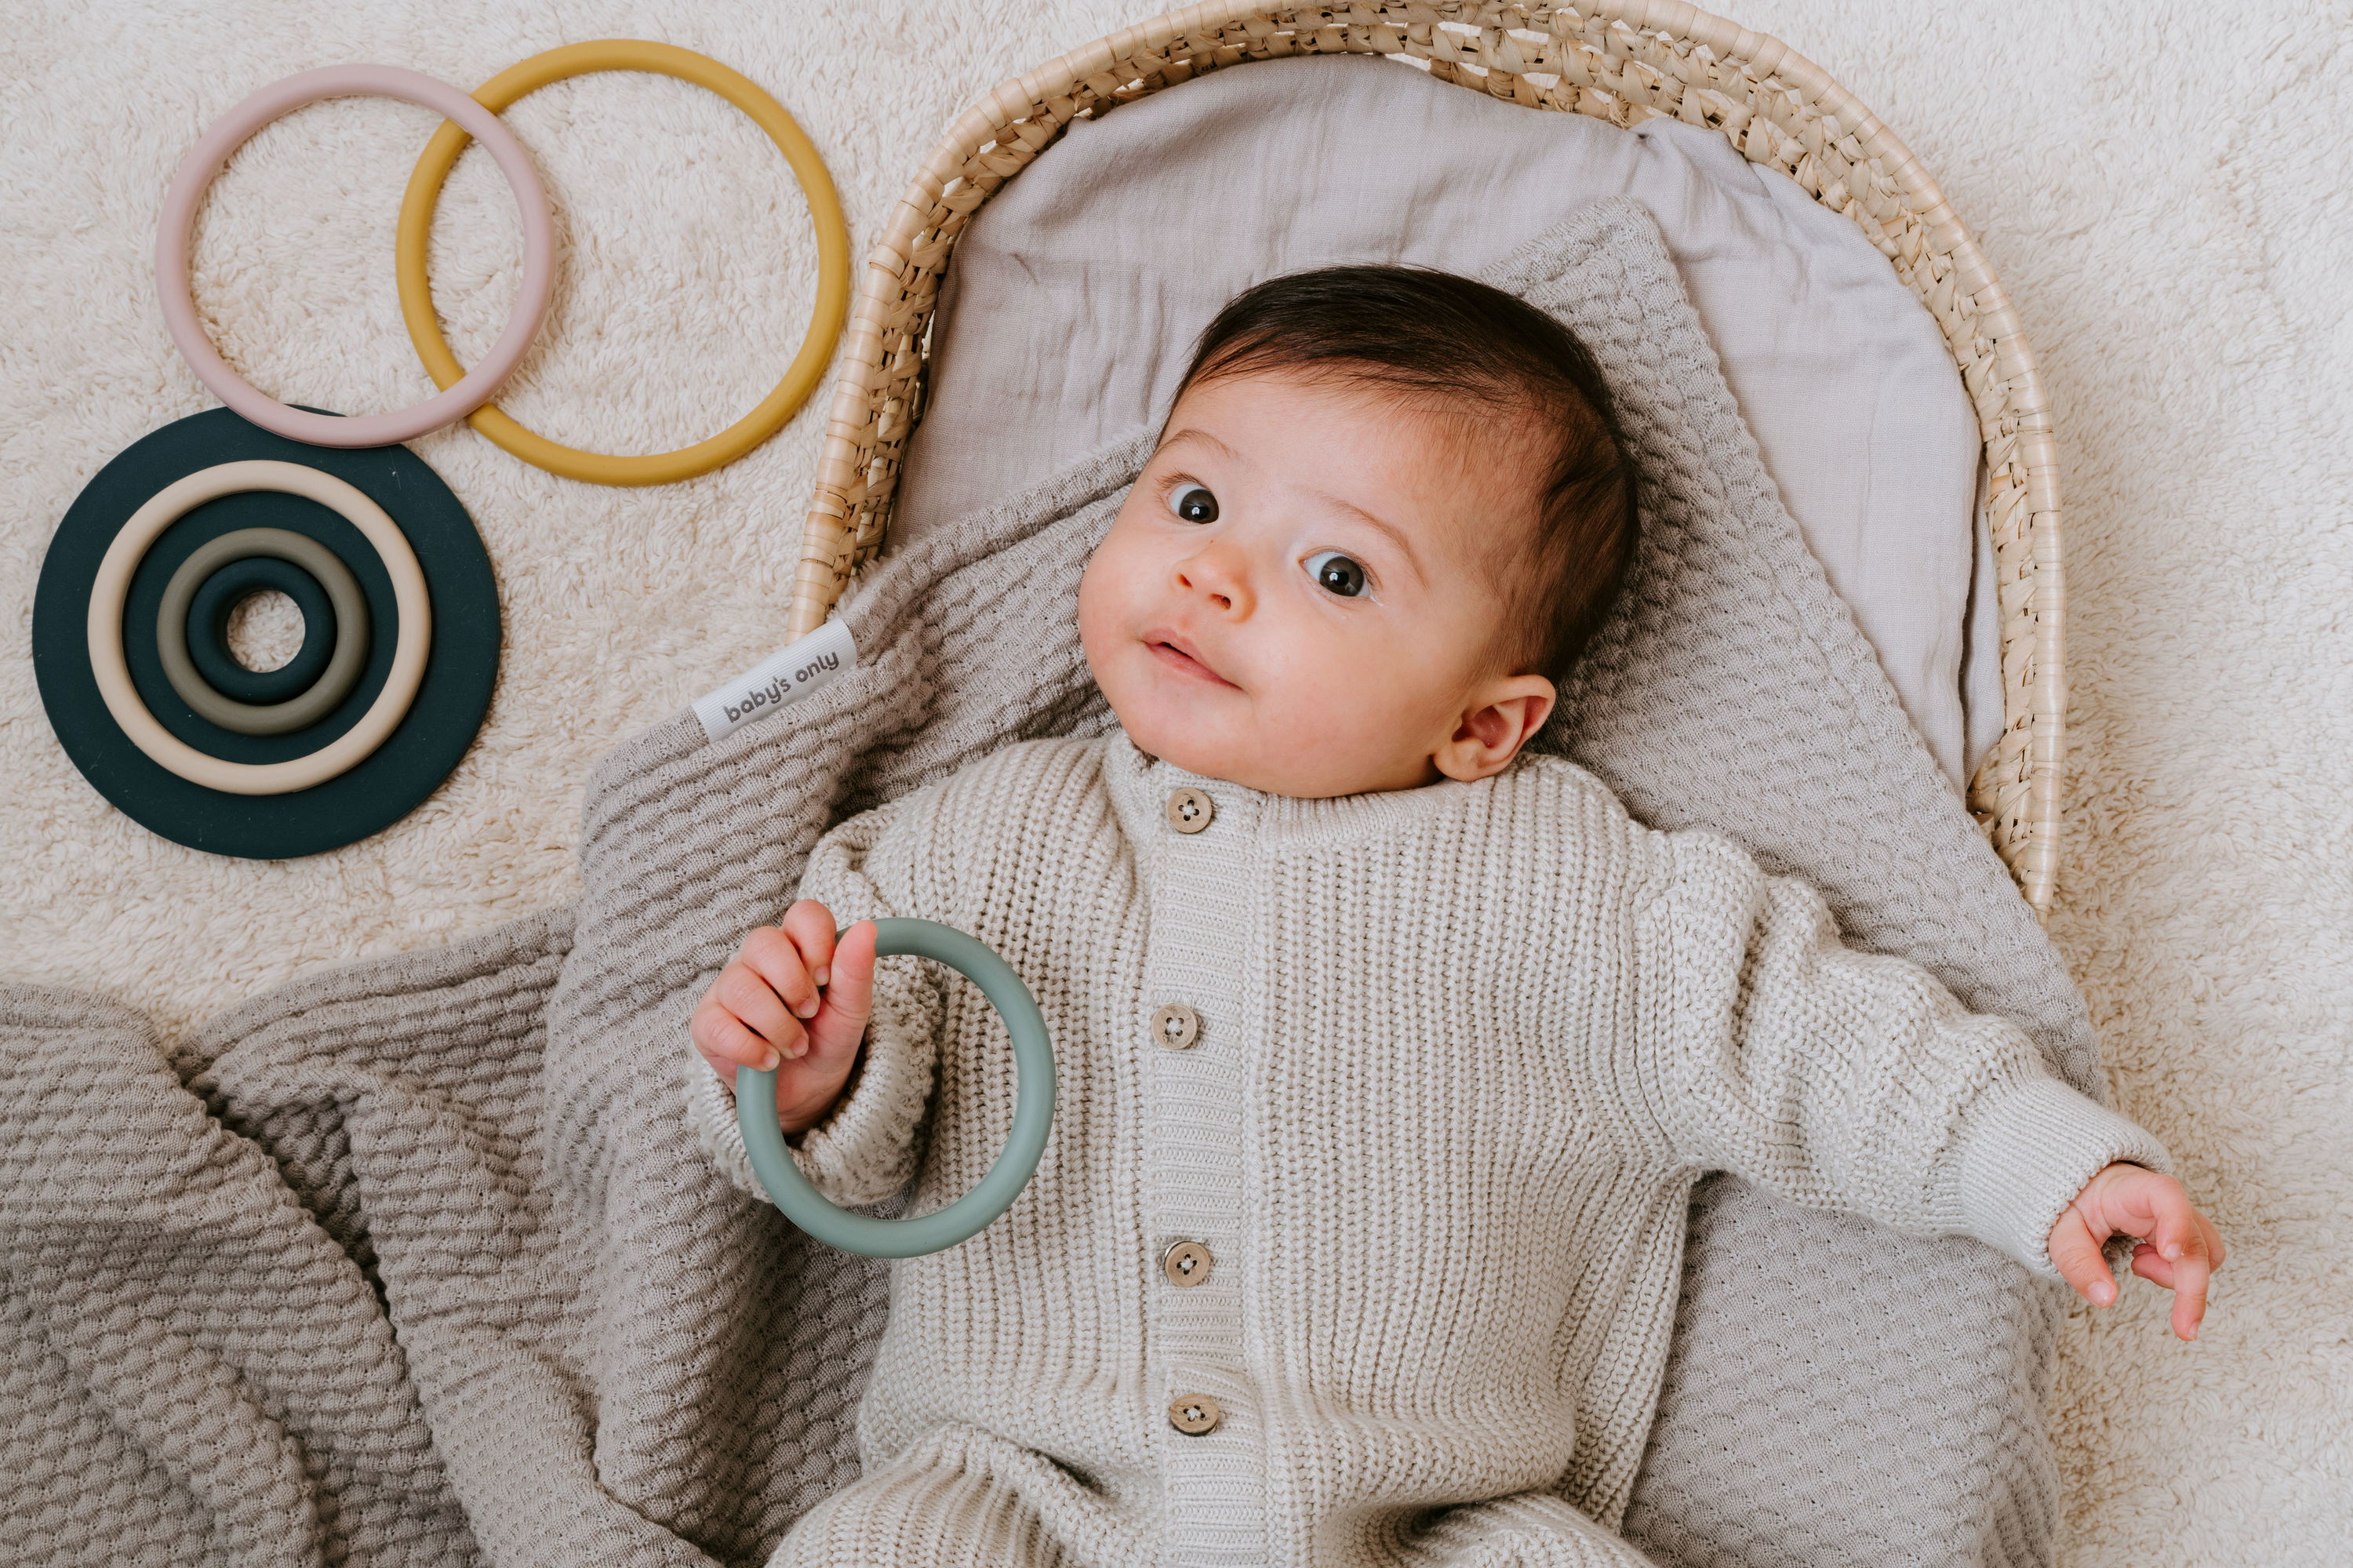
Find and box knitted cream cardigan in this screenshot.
[689,731,2166,1564]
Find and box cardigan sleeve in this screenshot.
[687,791,945,1210]
[1627,824,2171,1281]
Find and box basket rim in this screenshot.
[787,0,2064,917]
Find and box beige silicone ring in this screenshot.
[86,461,431,796]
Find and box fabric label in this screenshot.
[692,620,857,743]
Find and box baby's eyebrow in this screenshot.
[1307,489,1426,584]
[1155,426,1243,464]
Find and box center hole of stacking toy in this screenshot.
[224,588,304,672]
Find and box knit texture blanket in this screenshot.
[0,199,2101,1568]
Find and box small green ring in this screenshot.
[184,554,334,703]
[736,917,1056,1259]
[155,526,373,736]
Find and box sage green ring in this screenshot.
[736,917,1056,1259]
[156,527,372,736]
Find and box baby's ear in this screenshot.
[1434,675,1555,783]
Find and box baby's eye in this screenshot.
[1304,551,1369,598]
[1167,483,1219,524]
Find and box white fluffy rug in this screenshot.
[0,3,2340,1563]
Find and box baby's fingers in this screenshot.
[741,921,823,1023]
[2199,1208,2228,1271]
[781,900,841,996]
[710,961,809,1067]
[2148,1199,2215,1341]
[2046,1205,2120,1308]
[809,920,879,1058]
[2164,1252,2211,1341]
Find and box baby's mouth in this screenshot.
[1145,634,1241,690]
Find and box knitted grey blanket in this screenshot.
[0,199,2098,1568]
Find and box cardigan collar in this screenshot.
[1100,727,1491,857]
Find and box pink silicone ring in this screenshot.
[157,64,556,449]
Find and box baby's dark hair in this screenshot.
[1172,264,1639,688]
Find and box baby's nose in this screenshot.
[1173,550,1251,616]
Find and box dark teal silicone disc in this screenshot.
[31,407,500,860]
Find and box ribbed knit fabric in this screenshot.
[689,732,2168,1566]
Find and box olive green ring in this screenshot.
[155,527,372,736]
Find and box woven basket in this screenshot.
[786,0,2065,917]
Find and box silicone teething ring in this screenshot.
[87,460,432,795]
[155,528,371,736]
[158,65,556,449]
[395,40,852,486]
[737,919,1057,1259]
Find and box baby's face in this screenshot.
[1078,369,1558,799]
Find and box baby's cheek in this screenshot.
[1075,555,1174,737]
[1258,629,1399,749]
[1284,633,1470,787]
[1074,548,1133,675]
[1078,509,1157,611]
[1297,617,1409,708]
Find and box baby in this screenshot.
[689,267,2222,1567]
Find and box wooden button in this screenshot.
[1165,788,1214,833]
[1168,1392,1223,1435]
[1162,1240,1213,1287]
[1151,1002,1200,1051]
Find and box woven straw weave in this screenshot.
[786,0,2067,915]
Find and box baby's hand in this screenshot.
[689,901,878,1135]
[2046,1162,2224,1341]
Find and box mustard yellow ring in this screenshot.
[396,41,850,487]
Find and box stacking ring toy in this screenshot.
[396,40,852,486]
[89,462,430,795]
[158,64,557,448]
[33,408,499,860]
[156,529,371,735]
[736,919,1056,1259]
